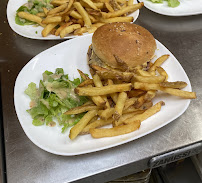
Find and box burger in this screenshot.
[87,22,156,74]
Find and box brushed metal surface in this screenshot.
[1,3,202,183]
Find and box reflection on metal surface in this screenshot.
[139,8,202,32]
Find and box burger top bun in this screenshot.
[92,22,157,70]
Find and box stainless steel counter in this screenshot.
[1,2,202,183]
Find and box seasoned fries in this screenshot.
[16,0,144,37]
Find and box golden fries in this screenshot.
[81,118,114,134]
[18,12,43,26]
[114,92,127,121]
[90,120,141,138]
[17,0,143,37]
[124,102,163,124]
[75,83,132,96]
[69,110,97,140]
[134,82,196,99]
[101,3,144,18]
[65,54,196,140]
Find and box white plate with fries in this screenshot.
[139,0,202,16]
[7,0,141,40]
[14,34,194,155]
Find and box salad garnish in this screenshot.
[24,68,88,133]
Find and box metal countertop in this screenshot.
[1,1,202,182]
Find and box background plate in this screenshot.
[139,0,202,16]
[14,34,192,156]
[7,0,139,40]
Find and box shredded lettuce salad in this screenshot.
[25,68,88,133]
[15,0,53,25]
[149,0,180,8]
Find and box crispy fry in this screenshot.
[42,23,59,37]
[105,2,114,12]
[148,55,170,72]
[134,82,196,99]
[90,120,140,138]
[115,111,144,126]
[93,74,110,108]
[43,7,49,15]
[144,90,156,101]
[99,108,115,120]
[124,97,138,110]
[136,69,152,77]
[70,10,83,19]
[75,83,132,96]
[127,89,146,98]
[78,69,90,80]
[64,103,100,115]
[133,75,166,83]
[78,79,94,87]
[159,81,187,89]
[42,16,62,24]
[69,110,97,140]
[80,118,114,134]
[55,22,73,36]
[60,24,81,38]
[128,0,133,5]
[124,102,163,124]
[114,92,127,121]
[74,2,92,27]
[36,12,46,17]
[48,3,68,15]
[18,12,43,26]
[156,66,168,81]
[134,95,145,108]
[101,2,144,18]
[96,70,133,82]
[108,79,118,103]
[99,16,133,23]
[82,0,99,10]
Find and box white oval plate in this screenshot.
[7,0,139,40]
[14,34,192,156]
[139,0,202,16]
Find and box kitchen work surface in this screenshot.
[1,0,202,182]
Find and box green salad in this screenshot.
[15,0,53,25]
[149,0,180,8]
[25,68,88,133]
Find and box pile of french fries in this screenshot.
[17,0,144,38]
[66,54,196,140]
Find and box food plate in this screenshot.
[14,34,192,156]
[7,0,139,40]
[139,0,202,16]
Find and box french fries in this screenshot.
[75,83,132,96]
[90,120,141,138]
[17,0,143,37]
[69,110,97,140]
[65,53,196,140]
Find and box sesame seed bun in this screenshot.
[91,22,156,70]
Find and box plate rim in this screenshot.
[14,34,192,156]
[139,0,202,17]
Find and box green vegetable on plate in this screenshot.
[149,0,180,8]
[25,68,88,133]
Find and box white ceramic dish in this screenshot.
[7,0,139,40]
[14,34,192,156]
[139,0,202,16]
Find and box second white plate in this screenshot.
[7,0,139,40]
[14,34,192,156]
[139,0,202,16]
